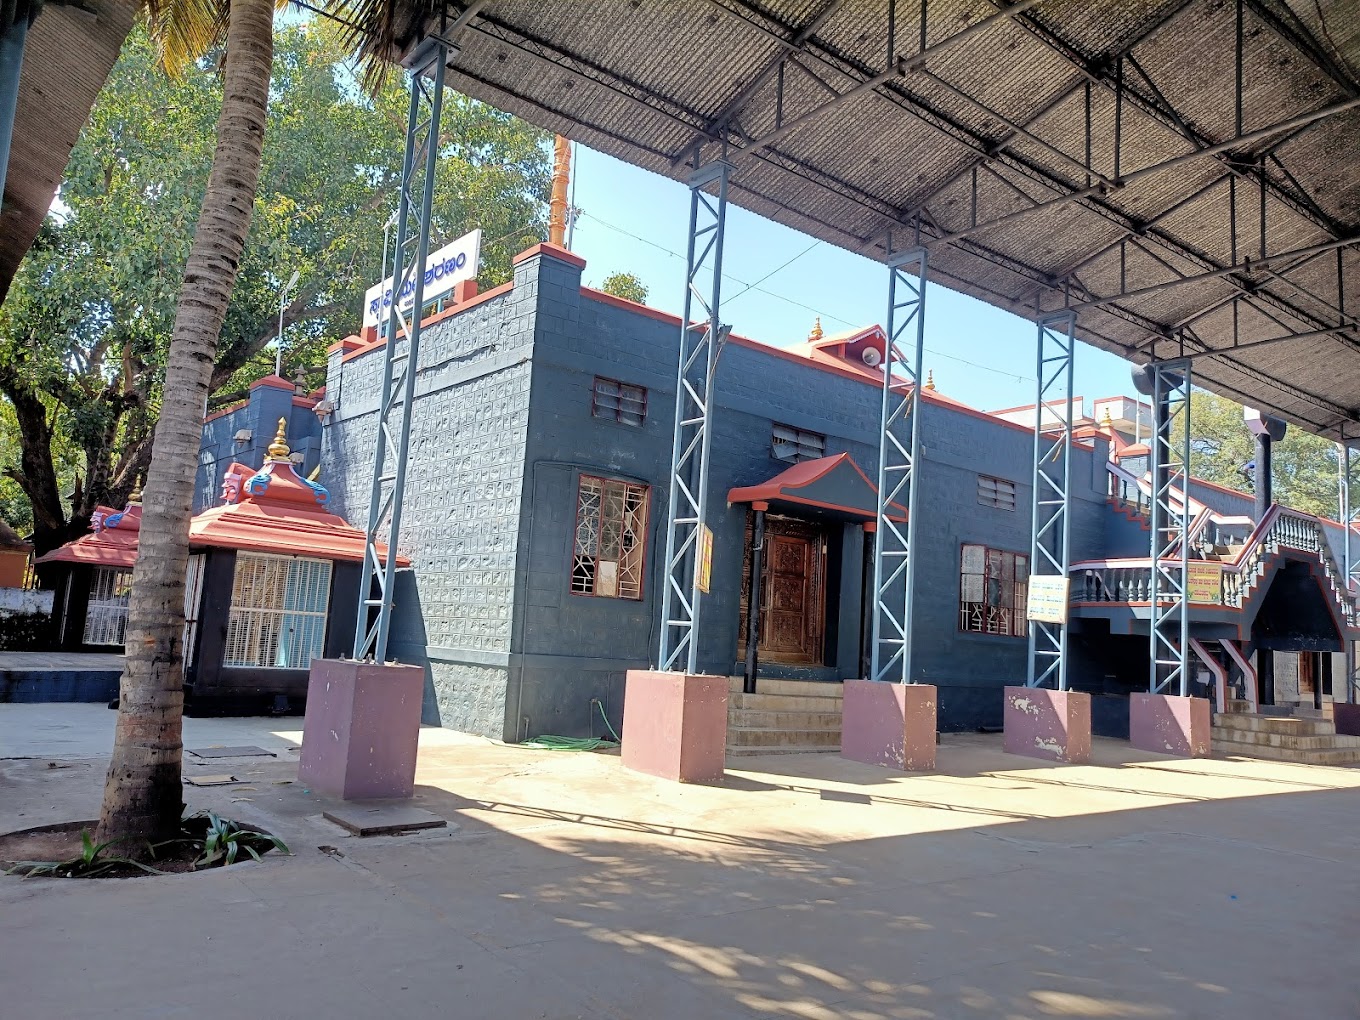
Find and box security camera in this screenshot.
[233,429,252,444]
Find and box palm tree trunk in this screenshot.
[96,0,274,846]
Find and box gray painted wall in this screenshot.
[322,257,540,738]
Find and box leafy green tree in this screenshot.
[598,271,649,305]
[1180,391,1340,518]
[0,25,550,556]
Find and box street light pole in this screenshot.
[276,269,300,377]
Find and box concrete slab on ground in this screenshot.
[2,705,1359,1019]
[322,803,449,837]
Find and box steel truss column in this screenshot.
[1341,441,1359,703]
[658,159,732,674]
[353,40,449,662]
[871,248,928,684]
[1149,360,1193,696]
[1026,312,1076,689]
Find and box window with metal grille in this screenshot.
[772,423,826,463]
[223,554,332,668]
[83,567,133,646]
[572,475,649,599]
[592,376,647,426]
[959,544,1028,637]
[977,474,1017,511]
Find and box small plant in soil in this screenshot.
[4,813,289,879]
[186,811,290,867]
[6,830,163,879]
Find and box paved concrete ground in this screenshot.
[2,704,1358,1019]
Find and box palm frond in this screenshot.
[320,0,438,91]
[144,0,293,76]
[144,0,228,76]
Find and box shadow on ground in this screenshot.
[2,718,1358,1019]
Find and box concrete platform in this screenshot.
[1003,686,1092,763]
[4,704,1360,1019]
[621,670,727,782]
[1129,693,1211,757]
[839,680,936,770]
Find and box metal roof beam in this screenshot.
[1005,4,1351,241]
[1066,234,1360,313]
[1124,232,1355,344]
[717,0,1050,167]
[668,0,845,167]
[926,97,1360,249]
[1157,336,1356,423]
[1241,0,1359,99]
[1172,322,1360,363]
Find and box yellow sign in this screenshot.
[1026,576,1070,624]
[696,524,714,594]
[1187,561,1223,604]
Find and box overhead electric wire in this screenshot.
[577,209,1031,384]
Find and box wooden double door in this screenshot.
[739,516,827,664]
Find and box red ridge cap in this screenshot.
[250,374,294,392]
[512,241,587,270]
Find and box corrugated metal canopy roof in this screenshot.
[412,0,1360,438]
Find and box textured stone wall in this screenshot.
[322,262,539,739]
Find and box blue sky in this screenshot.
[565,144,1141,415]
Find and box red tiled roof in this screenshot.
[35,505,140,568]
[727,452,907,522]
[35,459,408,569]
[191,458,408,565]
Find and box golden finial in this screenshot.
[809,316,823,342]
[924,370,936,391]
[267,417,291,461]
[128,475,143,504]
[1101,406,1114,429]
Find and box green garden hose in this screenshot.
[521,700,621,750]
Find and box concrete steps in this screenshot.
[1212,704,1360,765]
[726,677,842,758]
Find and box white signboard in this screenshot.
[1026,576,1071,624]
[362,228,482,328]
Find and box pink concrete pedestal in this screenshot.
[1129,693,1211,757]
[298,659,425,800]
[621,670,727,783]
[840,680,937,770]
[1333,702,1360,736]
[1003,686,1092,763]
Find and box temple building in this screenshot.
[199,241,1352,752]
[37,421,405,713]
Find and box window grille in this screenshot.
[572,475,649,599]
[83,567,133,646]
[592,376,647,426]
[223,554,332,668]
[959,544,1028,636]
[183,554,205,669]
[772,423,826,463]
[977,474,1017,511]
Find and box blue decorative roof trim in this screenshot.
[105,510,126,530]
[246,470,272,496]
[302,476,330,505]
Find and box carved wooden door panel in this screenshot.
[764,534,813,657]
[738,516,826,665]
